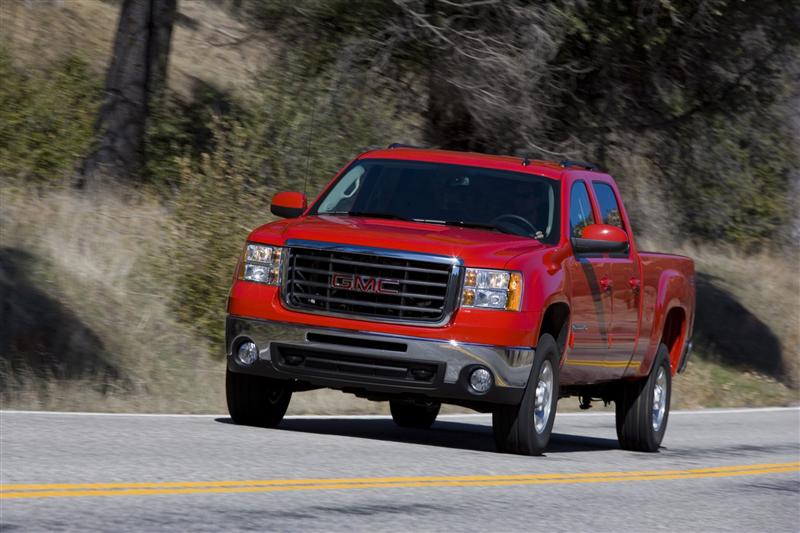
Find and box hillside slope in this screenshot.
[1,0,272,97]
[0,1,797,413]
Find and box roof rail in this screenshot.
[559,159,601,171]
[387,143,425,149]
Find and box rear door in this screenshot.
[562,180,615,383]
[591,181,639,376]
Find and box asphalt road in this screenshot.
[2,406,799,532]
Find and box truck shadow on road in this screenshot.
[216,417,619,454]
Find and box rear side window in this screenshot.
[569,182,595,238]
[592,182,624,229]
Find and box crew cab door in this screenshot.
[591,181,640,375]
[562,180,616,383]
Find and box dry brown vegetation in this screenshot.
[0,0,273,99]
[0,185,372,414]
[2,185,797,413]
[0,186,222,412]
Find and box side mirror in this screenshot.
[270,191,307,219]
[571,224,629,254]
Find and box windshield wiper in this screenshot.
[328,210,413,222]
[444,220,519,236]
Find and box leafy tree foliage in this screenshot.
[235,0,799,247]
[0,50,100,183]
[169,54,414,345]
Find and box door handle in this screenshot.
[629,277,641,295]
[600,276,612,292]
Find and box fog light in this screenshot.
[236,341,258,366]
[469,367,493,394]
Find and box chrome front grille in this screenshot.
[282,241,461,325]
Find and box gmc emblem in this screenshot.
[330,273,400,295]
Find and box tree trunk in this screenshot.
[81,0,176,186]
[147,0,177,100]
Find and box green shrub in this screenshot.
[228,52,420,194]
[167,58,418,345]
[170,118,270,350]
[664,111,797,248]
[0,48,101,183]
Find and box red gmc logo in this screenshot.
[330,273,400,295]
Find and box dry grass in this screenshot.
[665,241,799,387]
[1,185,797,413]
[0,0,273,98]
[0,185,463,415]
[0,185,224,413]
[673,358,797,409]
[640,239,800,407]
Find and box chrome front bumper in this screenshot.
[226,316,533,405]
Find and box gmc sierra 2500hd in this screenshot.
[225,146,695,455]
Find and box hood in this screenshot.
[248,215,546,268]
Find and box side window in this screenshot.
[592,182,624,229]
[569,182,595,238]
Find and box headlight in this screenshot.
[462,268,522,311]
[240,244,283,285]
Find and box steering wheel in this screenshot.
[491,214,538,236]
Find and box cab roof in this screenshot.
[359,147,603,180]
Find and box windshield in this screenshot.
[313,159,560,243]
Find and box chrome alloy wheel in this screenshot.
[652,366,667,432]
[533,360,554,434]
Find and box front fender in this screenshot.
[505,249,567,347]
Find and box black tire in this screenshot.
[226,369,292,427]
[615,343,671,452]
[492,333,560,455]
[389,400,441,429]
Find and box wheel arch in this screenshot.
[661,306,687,374]
[639,269,692,376]
[537,302,570,359]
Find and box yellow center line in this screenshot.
[5,461,794,491]
[2,462,797,500]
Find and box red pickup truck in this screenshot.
[225,146,695,455]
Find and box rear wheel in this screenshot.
[390,400,441,429]
[226,369,292,427]
[615,343,671,452]
[492,333,560,455]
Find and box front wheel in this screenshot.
[226,369,292,427]
[615,343,672,452]
[492,333,560,455]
